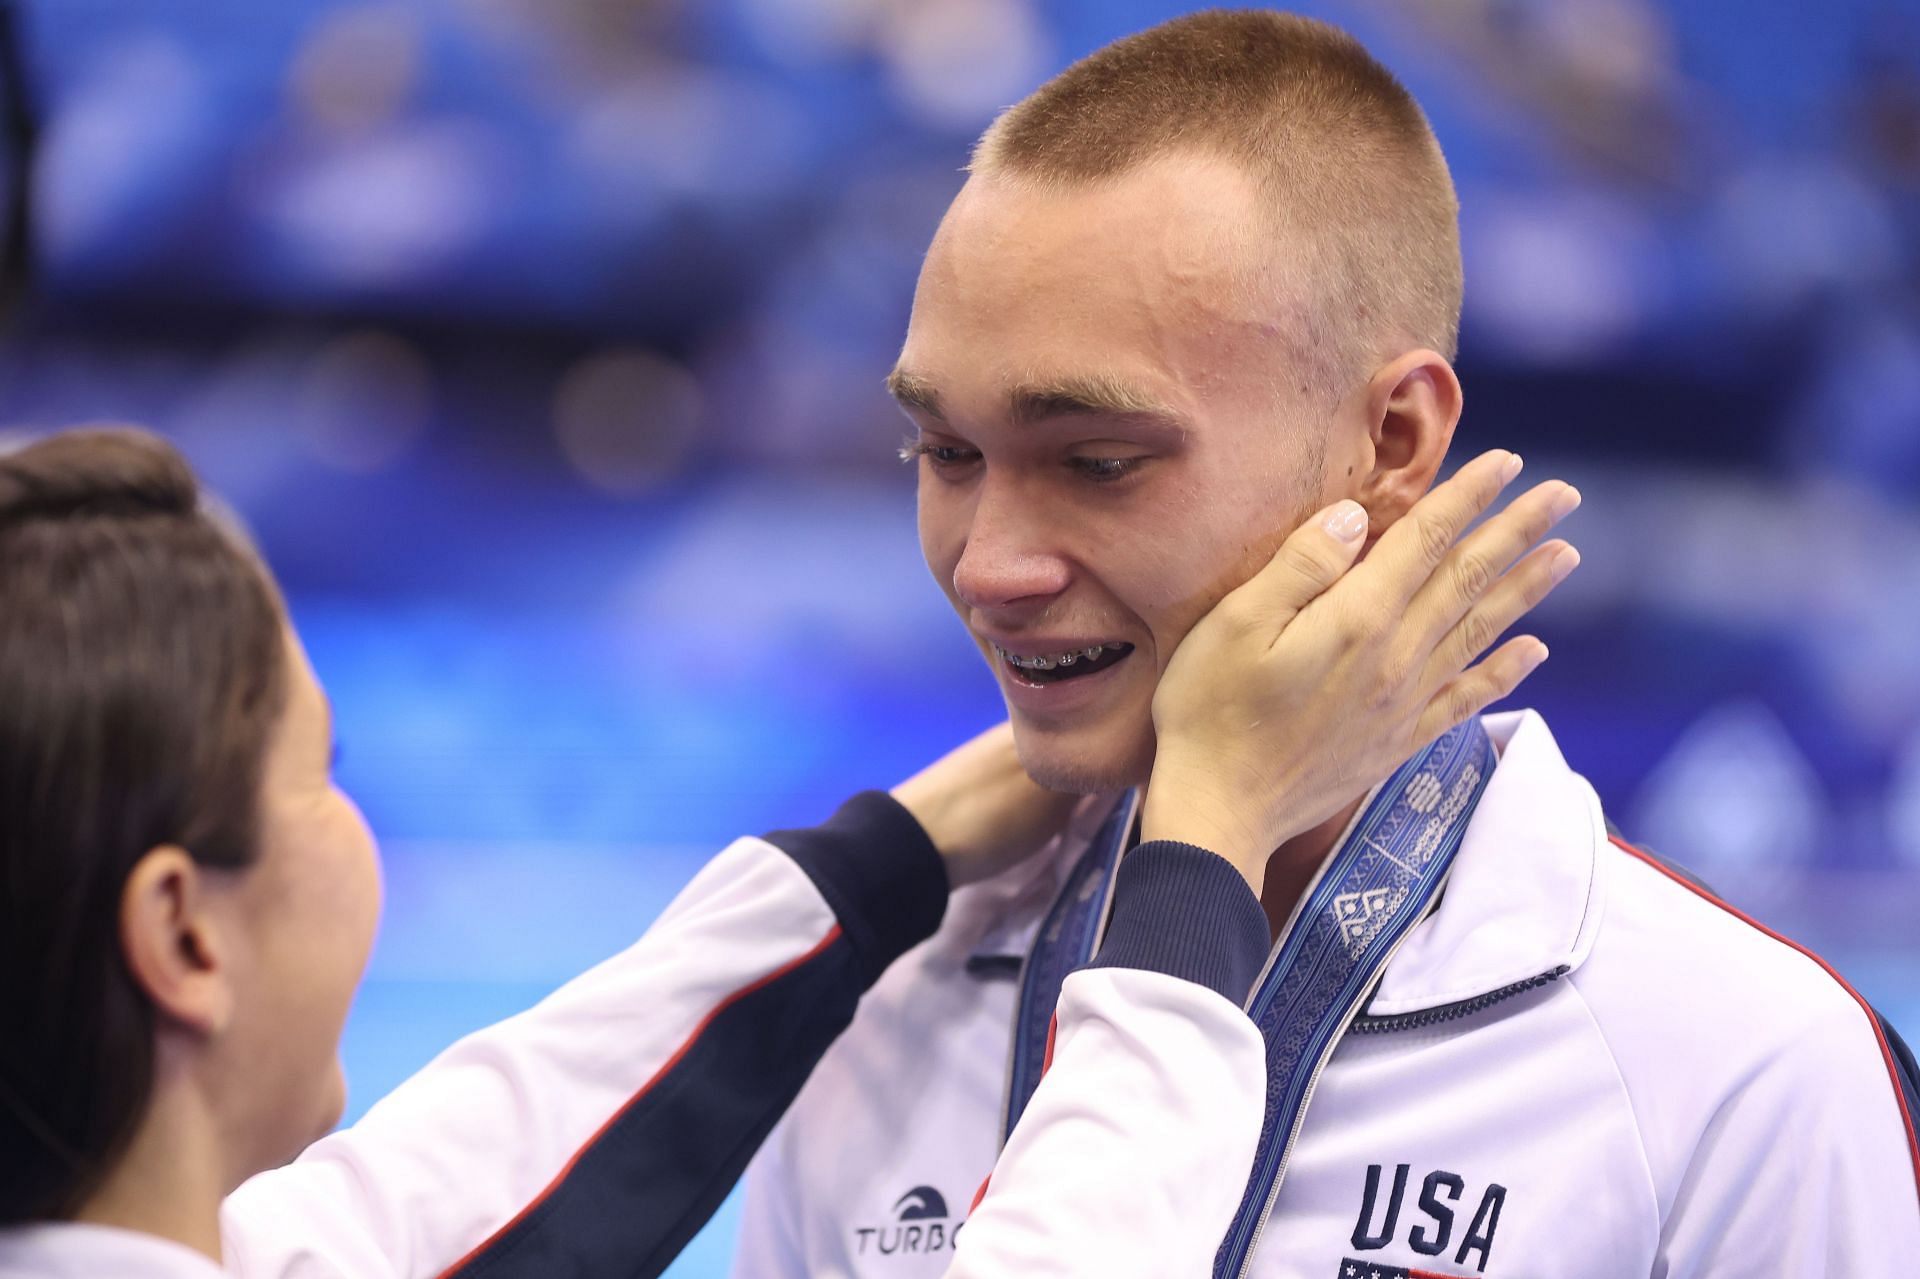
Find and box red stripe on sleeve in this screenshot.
[968,1172,992,1216]
[436,923,846,1278]
[1610,836,1920,1207]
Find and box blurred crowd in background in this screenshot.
[1,1,1917,1269]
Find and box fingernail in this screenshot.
[1526,640,1550,670]
[1323,500,1368,542]
[1549,545,1581,584]
[1551,484,1582,520]
[1501,452,1524,483]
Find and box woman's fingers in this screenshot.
[1227,498,1371,635]
[1361,450,1523,605]
[1421,539,1580,692]
[1407,479,1581,646]
[1144,444,1578,871]
[1415,635,1551,745]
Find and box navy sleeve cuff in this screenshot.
[761,791,950,987]
[1087,841,1269,1005]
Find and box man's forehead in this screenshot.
[907,157,1296,373]
[928,155,1267,287]
[897,155,1326,424]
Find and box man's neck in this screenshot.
[74,1067,229,1264]
[1257,793,1367,942]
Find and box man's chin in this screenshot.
[1008,720,1154,796]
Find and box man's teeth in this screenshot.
[996,643,1115,671]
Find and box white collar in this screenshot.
[960,711,1609,1016]
[1366,709,1609,1015]
[956,702,1605,1013]
[0,1222,222,1278]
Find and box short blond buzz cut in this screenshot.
[971,8,1462,389]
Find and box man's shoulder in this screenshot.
[1571,834,1915,1171]
[1566,834,1920,1233]
[1578,835,1877,1048]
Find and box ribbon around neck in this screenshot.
[999,720,1497,1278]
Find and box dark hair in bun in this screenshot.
[0,427,198,524]
[0,425,289,1223]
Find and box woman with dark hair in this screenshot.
[0,427,1566,1277]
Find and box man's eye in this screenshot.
[1067,456,1146,482]
[899,441,982,470]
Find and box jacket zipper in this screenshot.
[1347,964,1571,1035]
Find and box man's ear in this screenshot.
[120,847,234,1037]
[1352,349,1463,543]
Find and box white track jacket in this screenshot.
[734,711,1920,1279]
[0,794,1274,1278]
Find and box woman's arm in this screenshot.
[221,792,951,1279]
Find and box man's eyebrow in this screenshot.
[885,367,943,419]
[1007,374,1185,430]
[885,368,1187,433]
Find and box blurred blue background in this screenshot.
[3,0,1918,1272]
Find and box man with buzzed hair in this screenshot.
[735,10,1920,1277]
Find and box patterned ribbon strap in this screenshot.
[1002,789,1138,1142]
[1213,718,1497,1277]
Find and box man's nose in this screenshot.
[949,482,1072,613]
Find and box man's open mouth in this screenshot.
[990,640,1136,686]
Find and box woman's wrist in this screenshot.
[1138,780,1272,895]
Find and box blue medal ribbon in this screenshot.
[1002,788,1138,1142]
[1001,720,1496,1275]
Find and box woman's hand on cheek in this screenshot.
[1143,449,1580,886]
